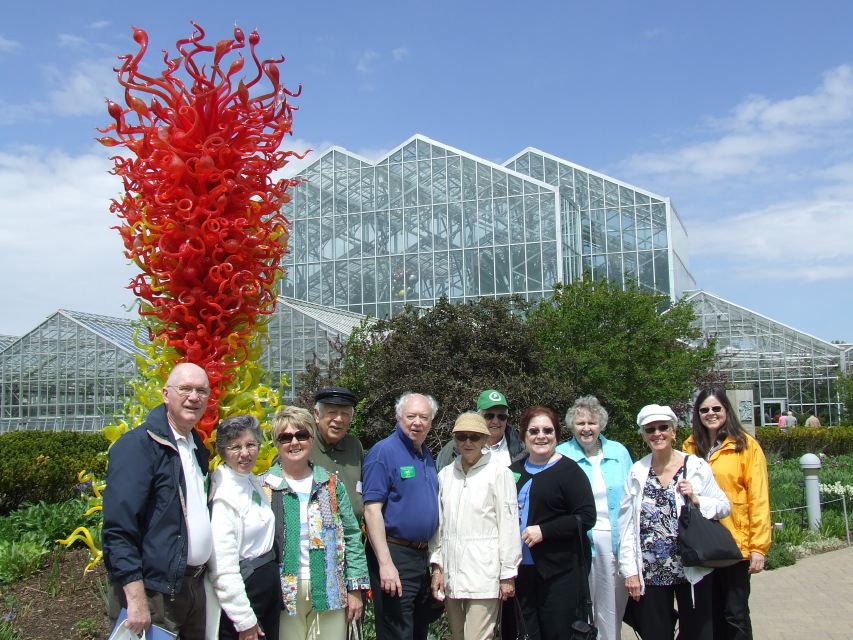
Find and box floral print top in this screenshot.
[639,466,687,586]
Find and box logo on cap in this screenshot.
[489,391,502,401]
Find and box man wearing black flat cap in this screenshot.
[311,386,366,521]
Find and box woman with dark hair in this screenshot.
[683,388,771,640]
[208,414,281,640]
[510,406,596,640]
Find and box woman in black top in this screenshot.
[511,406,596,640]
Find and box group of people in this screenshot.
[101,362,770,640]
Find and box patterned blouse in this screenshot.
[639,466,687,586]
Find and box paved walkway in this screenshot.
[620,544,853,639]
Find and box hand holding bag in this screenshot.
[677,455,743,568]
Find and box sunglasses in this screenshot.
[483,413,509,422]
[526,427,555,436]
[276,430,312,444]
[454,432,485,443]
[698,405,723,414]
[643,424,672,435]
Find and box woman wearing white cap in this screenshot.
[617,404,730,640]
[429,412,522,640]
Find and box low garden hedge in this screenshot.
[0,431,108,514]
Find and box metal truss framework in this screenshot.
[0,310,142,433]
[686,290,846,424]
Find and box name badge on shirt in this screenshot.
[400,465,416,479]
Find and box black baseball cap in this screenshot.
[314,386,358,407]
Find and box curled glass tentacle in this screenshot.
[99,23,306,441]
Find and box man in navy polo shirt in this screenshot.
[363,392,440,640]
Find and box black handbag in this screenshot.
[677,455,743,568]
[569,516,597,640]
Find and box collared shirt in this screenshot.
[362,424,439,543]
[482,435,511,467]
[310,432,365,521]
[170,424,213,567]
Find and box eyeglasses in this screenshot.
[698,405,723,414]
[167,385,211,398]
[224,443,259,455]
[454,432,485,443]
[643,424,672,434]
[483,412,509,422]
[526,427,555,436]
[276,430,312,444]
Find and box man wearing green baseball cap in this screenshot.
[436,389,525,470]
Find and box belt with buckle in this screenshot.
[185,564,206,579]
[386,535,428,551]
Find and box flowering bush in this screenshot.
[820,482,853,500]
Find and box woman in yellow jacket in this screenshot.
[683,386,771,640]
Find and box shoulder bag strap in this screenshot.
[271,487,285,565]
[574,515,594,625]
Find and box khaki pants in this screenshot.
[445,597,501,640]
[279,578,346,640]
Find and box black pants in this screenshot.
[636,575,713,640]
[712,560,753,640]
[367,541,437,640]
[218,559,282,640]
[516,565,582,640]
[108,573,207,640]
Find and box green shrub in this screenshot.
[0,540,49,584]
[756,426,853,459]
[4,500,97,548]
[0,432,108,513]
[764,544,796,570]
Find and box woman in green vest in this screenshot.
[264,407,369,640]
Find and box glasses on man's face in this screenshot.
[643,424,672,435]
[168,385,211,398]
[225,442,259,455]
[276,430,312,445]
[483,412,509,422]
[454,432,485,443]
[698,405,723,414]
[526,427,555,437]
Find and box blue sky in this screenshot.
[0,1,851,342]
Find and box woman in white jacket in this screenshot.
[618,405,730,640]
[208,415,281,640]
[430,412,522,640]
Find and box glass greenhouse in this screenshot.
[0,135,847,430]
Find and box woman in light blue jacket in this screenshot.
[556,396,632,640]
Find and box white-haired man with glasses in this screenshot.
[103,362,214,640]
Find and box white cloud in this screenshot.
[57,33,89,49]
[391,47,409,62]
[355,50,379,74]
[88,20,111,29]
[643,27,667,40]
[0,145,137,335]
[0,35,21,52]
[43,59,121,117]
[623,64,853,182]
[689,196,853,282]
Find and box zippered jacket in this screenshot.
[429,452,522,599]
[103,404,209,596]
[683,434,771,559]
